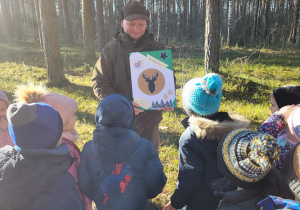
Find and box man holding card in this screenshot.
[92,1,173,150]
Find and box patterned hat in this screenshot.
[7,102,63,149]
[218,129,281,188]
[282,142,300,197]
[182,73,223,116]
[288,106,300,142]
[0,89,10,107]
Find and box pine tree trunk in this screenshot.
[39,0,65,85]
[96,0,106,52]
[1,0,14,40]
[289,0,300,43]
[62,0,74,44]
[82,0,96,61]
[34,0,43,49]
[227,0,233,46]
[205,0,220,73]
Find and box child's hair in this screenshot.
[272,85,300,109]
[282,142,300,198]
[7,102,63,149]
[182,73,223,117]
[15,83,77,126]
[217,129,281,189]
[0,89,10,107]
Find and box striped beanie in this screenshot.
[218,129,281,188]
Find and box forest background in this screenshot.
[0,0,300,209]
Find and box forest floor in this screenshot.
[0,40,300,209]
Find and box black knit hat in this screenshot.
[217,129,281,189]
[122,1,149,21]
[282,142,300,197]
[273,85,300,109]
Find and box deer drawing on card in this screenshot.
[143,72,158,93]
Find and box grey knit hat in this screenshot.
[282,142,300,197]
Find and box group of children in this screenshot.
[0,74,299,210]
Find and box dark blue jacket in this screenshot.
[170,113,250,210]
[0,143,84,210]
[78,94,167,210]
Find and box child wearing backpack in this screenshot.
[164,73,250,210]
[258,85,300,169]
[0,89,14,148]
[0,102,84,210]
[14,83,92,210]
[78,93,167,210]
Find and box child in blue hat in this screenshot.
[164,73,250,210]
[0,102,84,210]
[78,94,167,210]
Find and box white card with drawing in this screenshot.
[129,49,176,110]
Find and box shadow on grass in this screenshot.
[76,111,95,124]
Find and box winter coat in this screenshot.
[0,143,84,210]
[170,112,250,210]
[62,138,93,210]
[78,94,167,210]
[212,177,264,210]
[92,29,165,133]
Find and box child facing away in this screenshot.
[78,94,167,210]
[0,102,84,210]
[0,89,14,148]
[14,83,92,210]
[164,73,251,210]
[213,128,281,210]
[259,140,300,210]
[258,85,300,169]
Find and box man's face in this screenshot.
[121,19,147,40]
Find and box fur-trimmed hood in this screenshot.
[188,113,251,140]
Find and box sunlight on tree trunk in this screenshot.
[204,0,220,73]
[40,0,65,86]
[82,0,96,62]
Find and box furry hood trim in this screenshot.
[189,113,251,140]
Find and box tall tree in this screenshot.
[226,0,233,46]
[34,0,43,49]
[39,0,65,85]
[204,0,220,73]
[1,0,14,40]
[289,0,300,43]
[62,0,74,44]
[82,0,96,61]
[96,0,106,52]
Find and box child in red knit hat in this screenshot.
[14,83,92,210]
[0,89,14,148]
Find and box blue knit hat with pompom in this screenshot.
[182,73,223,116]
